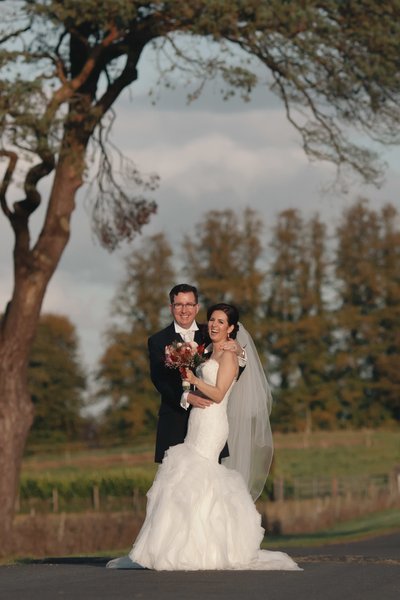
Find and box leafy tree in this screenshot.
[97,233,175,442]
[334,199,400,426]
[377,204,400,421]
[2,0,400,548]
[265,210,334,431]
[183,207,265,336]
[28,313,86,444]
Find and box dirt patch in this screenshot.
[7,511,144,559]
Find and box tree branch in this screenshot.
[0,25,30,46]
[94,40,144,118]
[13,152,55,220]
[0,150,17,220]
[42,23,123,127]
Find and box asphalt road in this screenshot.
[1,532,399,600]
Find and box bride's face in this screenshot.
[208,310,234,343]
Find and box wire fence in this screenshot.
[272,472,399,501]
[16,471,400,515]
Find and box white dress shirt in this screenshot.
[174,321,199,343]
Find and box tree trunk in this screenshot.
[0,153,83,554]
[0,358,33,555]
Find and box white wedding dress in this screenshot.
[108,359,300,571]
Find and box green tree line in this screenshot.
[28,198,399,444]
[27,314,87,445]
[97,198,400,439]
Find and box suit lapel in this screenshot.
[195,323,210,345]
[163,323,182,344]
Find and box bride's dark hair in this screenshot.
[206,303,240,339]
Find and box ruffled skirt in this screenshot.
[128,443,300,571]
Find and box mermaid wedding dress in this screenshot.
[107,359,300,571]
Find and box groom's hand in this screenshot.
[220,339,245,359]
[188,391,212,409]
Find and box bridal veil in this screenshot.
[222,323,273,501]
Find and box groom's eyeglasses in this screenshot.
[172,303,198,310]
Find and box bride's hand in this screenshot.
[185,369,196,384]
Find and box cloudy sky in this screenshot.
[1,43,400,382]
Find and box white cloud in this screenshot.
[128,133,304,192]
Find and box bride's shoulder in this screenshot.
[221,349,239,365]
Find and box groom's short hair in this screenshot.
[169,284,198,304]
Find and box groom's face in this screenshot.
[170,292,199,329]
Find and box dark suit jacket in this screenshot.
[148,322,229,463]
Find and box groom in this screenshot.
[148,283,245,463]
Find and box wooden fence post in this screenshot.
[133,488,140,513]
[274,478,284,501]
[93,485,100,510]
[52,488,59,513]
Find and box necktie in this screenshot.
[182,330,194,343]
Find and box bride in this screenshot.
[107,303,300,571]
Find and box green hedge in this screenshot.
[19,471,153,501]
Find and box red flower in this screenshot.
[164,341,206,376]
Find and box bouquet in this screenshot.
[164,340,206,390]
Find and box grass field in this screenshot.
[272,430,400,479]
[22,429,400,481]
[263,508,400,549]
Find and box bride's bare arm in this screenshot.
[185,352,238,403]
